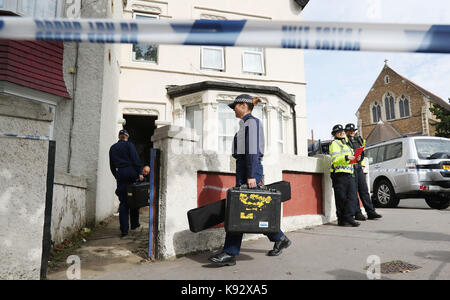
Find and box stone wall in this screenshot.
[0,95,53,279]
[51,172,88,245]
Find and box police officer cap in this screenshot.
[119,129,129,136]
[331,124,344,135]
[345,123,358,132]
[228,94,253,109]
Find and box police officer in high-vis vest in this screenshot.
[208,94,292,267]
[344,123,382,220]
[329,124,360,227]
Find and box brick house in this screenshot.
[356,62,450,142]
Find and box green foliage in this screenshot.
[429,104,450,138]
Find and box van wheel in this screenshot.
[425,196,450,210]
[373,179,399,208]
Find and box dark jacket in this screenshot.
[109,140,142,182]
[347,136,365,165]
[232,113,264,179]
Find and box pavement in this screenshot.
[47,199,449,280]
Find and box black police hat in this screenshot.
[344,123,358,132]
[228,94,253,109]
[119,129,129,136]
[331,124,344,135]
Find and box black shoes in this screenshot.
[338,219,360,227]
[120,232,128,238]
[208,252,236,266]
[355,213,367,221]
[131,224,141,231]
[268,235,292,256]
[368,212,382,219]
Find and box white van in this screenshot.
[365,136,450,209]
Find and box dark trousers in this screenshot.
[353,166,375,215]
[223,159,285,256]
[224,231,284,256]
[115,166,140,234]
[331,173,357,222]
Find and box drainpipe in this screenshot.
[289,94,298,155]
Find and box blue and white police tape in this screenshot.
[1,132,50,141]
[0,17,449,53]
[372,168,450,173]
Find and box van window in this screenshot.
[385,142,402,161]
[415,139,450,159]
[376,146,386,163]
[366,145,386,164]
[366,147,378,164]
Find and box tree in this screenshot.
[429,104,450,138]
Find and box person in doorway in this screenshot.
[142,165,151,182]
[344,123,382,220]
[329,124,360,227]
[208,94,292,267]
[109,129,144,237]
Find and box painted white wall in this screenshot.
[119,0,307,156]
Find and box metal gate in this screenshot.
[148,148,160,260]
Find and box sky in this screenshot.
[300,0,450,141]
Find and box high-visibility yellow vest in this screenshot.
[360,138,367,167]
[329,137,354,174]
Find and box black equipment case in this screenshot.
[187,181,290,233]
[224,186,281,234]
[127,181,150,209]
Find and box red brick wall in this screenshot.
[197,172,236,228]
[282,172,323,216]
[0,40,70,98]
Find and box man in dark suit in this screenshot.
[109,129,143,237]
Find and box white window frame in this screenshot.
[242,47,265,75]
[201,46,225,71]
[277,110,284,153]
[384,75,390,84]
[132,12,159,63]
[185,104,203,150]
[1,0,64,17]
[217,102,239,154]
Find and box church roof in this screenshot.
[366,120,402,146]
[387,66,450,110]
[358,64,450,112]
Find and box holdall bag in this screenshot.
[127,181,150,209]
[187,180,291,233]
[187,199,225,233]
[225,185,281,234]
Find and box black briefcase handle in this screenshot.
[237,184,274,191]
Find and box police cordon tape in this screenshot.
[0,132,50,141]
[372,168,450,173]
[0,17,449,53]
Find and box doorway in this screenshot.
[123,114,157,166]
